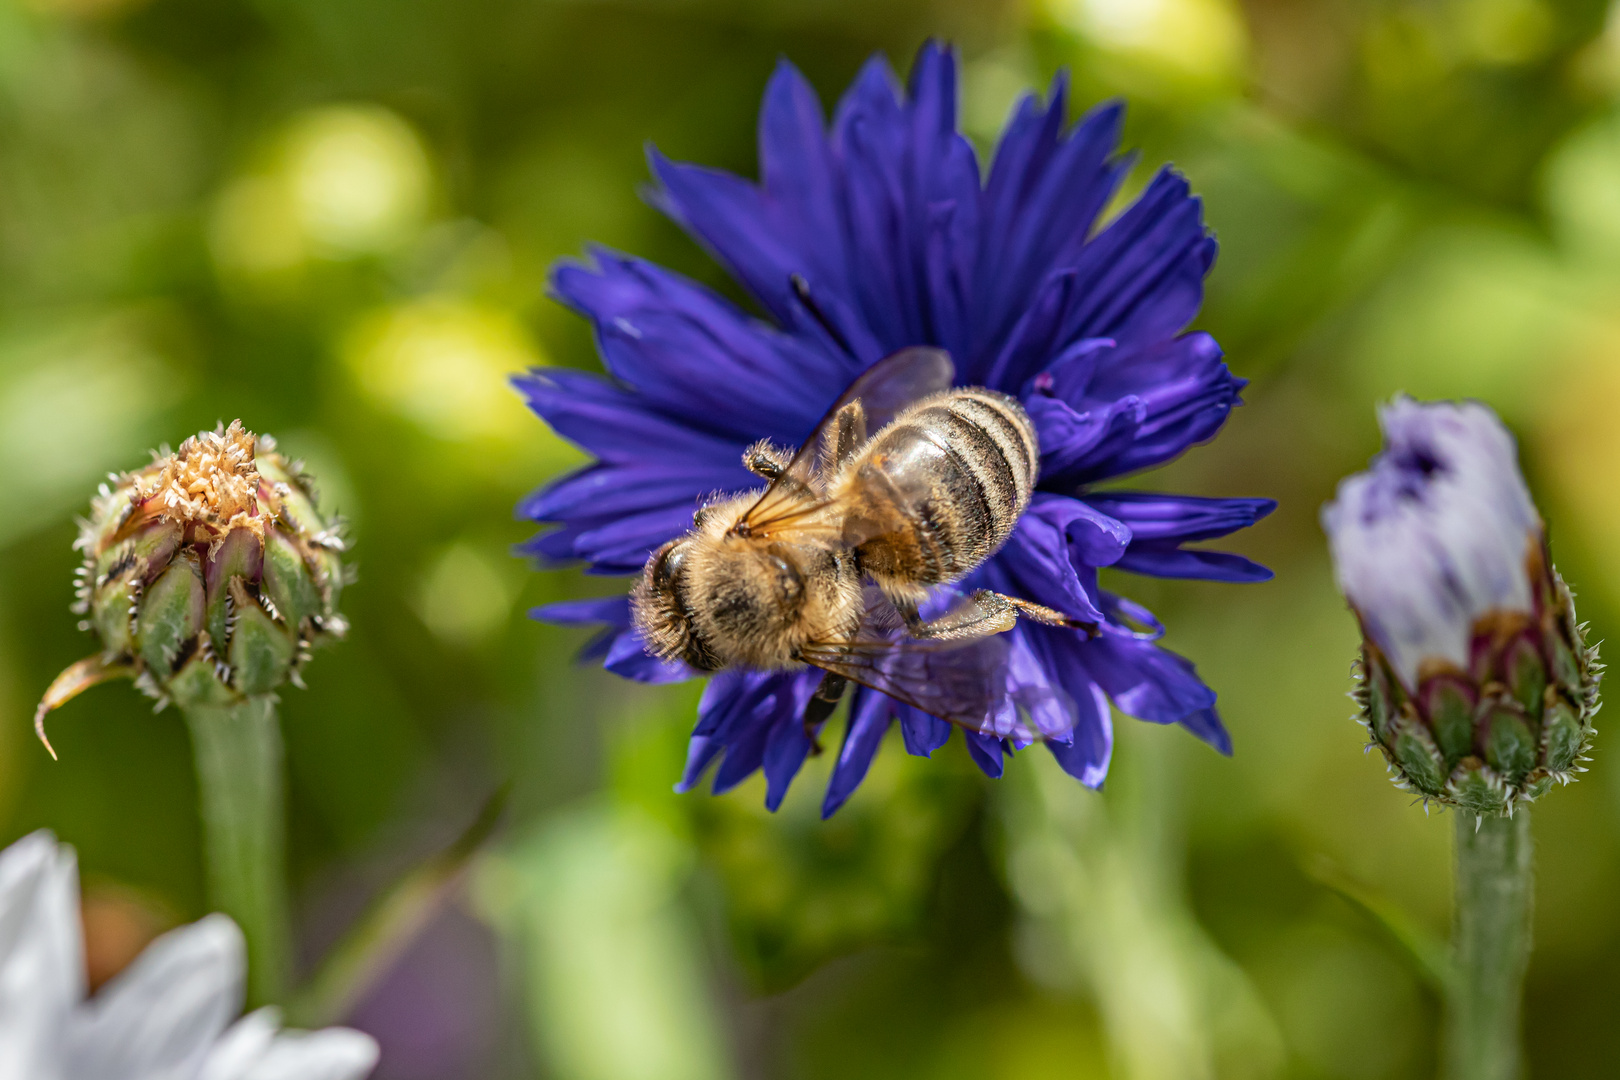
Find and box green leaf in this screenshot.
[1305,856,1453,993]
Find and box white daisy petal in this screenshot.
[198,1007,378,1080]
[231,1029,380,1080]
[65,913,244,1080]
[0,830,82,1080]
[198,1009,281,1080]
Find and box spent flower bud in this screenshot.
[1322,398,1600,815]
[36,421,347,754]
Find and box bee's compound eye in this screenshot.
[650,541,687,592]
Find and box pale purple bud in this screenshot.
[1323,397,1599,813]
[1323,397,1539,690]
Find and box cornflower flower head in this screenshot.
[518,44,1274,816]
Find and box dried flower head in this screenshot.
[37,421,349,755]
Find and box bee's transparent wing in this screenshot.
[798,634,1016,736]
[799,591,1067,743]
[739,347,954,535]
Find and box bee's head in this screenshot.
[631,536,720,671]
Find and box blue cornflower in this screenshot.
[516,44,1274,816]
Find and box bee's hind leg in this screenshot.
[801,671,848,754]
[898,592,1096,641]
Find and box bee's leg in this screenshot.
[743,440,791,480]
[901,592,1096,640]
[899,592,1016,640]
[1001,595,1093,630]
[802,671,848,754]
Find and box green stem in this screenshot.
[182,696,291,1006]
[1444,809,1534,1080]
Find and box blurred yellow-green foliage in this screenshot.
[6,0,1620,1076]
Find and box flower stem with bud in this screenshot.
[35,421,348,1008]
[1323,400,1582,1080]
[1446,810,1534,1080]
[185,696,291,1006]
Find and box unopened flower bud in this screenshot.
[36,421,347,754]
[1322,398,1601,815]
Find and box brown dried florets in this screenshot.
[138,420,262,529]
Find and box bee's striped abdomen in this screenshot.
[845,387,1038,590]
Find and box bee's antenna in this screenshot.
[790,274,856,359]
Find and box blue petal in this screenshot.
[520,461,749,524]
[993,511,1109,625]
[603,629,697,684]
[680,669,821,806]
[821,688,893,818]
[531,595,630,627]
[1097,592,1165,640]
[757,61,849,317]
[551,250,841,440]
[1034,333,1244,486]
[1019,621,1115,785]
[677,735,724,794]
[705,678,785,792]
[1087,493,1276,583]
[513,368,742,467]
[691,670,753,738]
[1178,706,1233,755]
[1086,492,1276,542]
[764,699,817,811]
[1044,678,1114,788]
[971,96,1128,379]
[650,62,855,336]
[1027,493,1132,567]
[898,704,952,756]
[1057,168,1215,351]
[647,152,800,327]
[1114,545,1274,583]
[569,504,697,573]
[1078,637,1217,724]
[1004,627,1076,740]
[964,731,1007,778]
[1026,392,1145,484]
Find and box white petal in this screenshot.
[1323,397,1540,688]
[65,913,244,1080]
[198,1009,378,1080]
[236,1029,378,1080]
[0,831,83,1080]
[198,1009,279,1080]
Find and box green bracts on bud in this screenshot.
[1356,548,1602,816]
[36,420,347,753]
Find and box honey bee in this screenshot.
[632,346,1086,742]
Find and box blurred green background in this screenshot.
[4,0,1620,1075]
